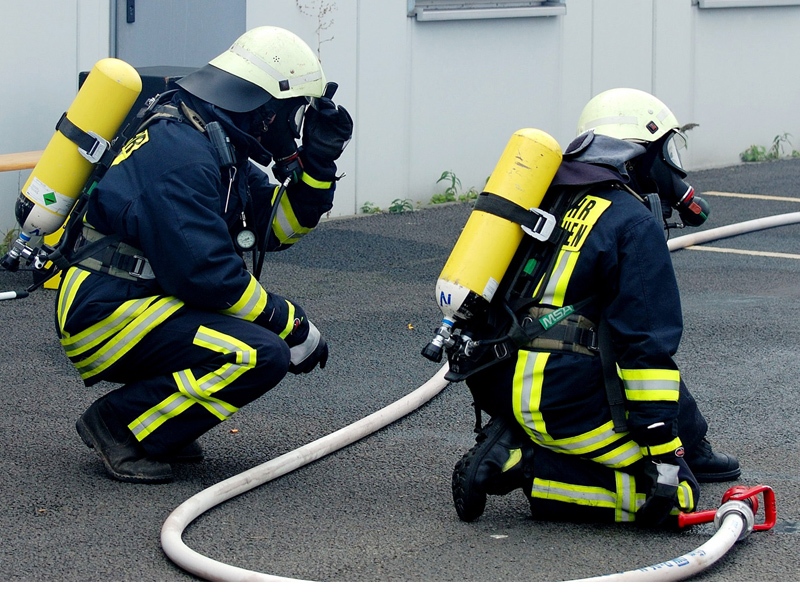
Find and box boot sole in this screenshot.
[452,419,519,522]
[452,446,488,522]
[76,415,173,484]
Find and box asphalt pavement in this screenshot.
[1,158,799,584]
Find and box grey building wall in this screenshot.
[2,0,799,233]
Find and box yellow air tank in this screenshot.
[435,128,562,324]
[14,58,142,240]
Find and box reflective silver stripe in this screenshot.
[583,115,639,130]
[62,298,155,356]
[516,352,545,435]
[130,394,192,439]
[74,298,184,378]
[531,479,617,506]
[174,370,238,417]
[230,44,323,90]
[617,471,636,522]
[57,267,88,333]
[623,378,680,393]
[129,326,255,441]
[596,442,642,469]
[540,250,570,305]
[222,275,268,322]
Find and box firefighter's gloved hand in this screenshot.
[289,321,328,374]
[636,460,680,528]
[302,97,353,164]
[260,294,309,346]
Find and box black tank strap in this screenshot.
[474,193,556,239]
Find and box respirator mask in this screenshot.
[646,131,710,228]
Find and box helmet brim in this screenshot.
[176,64,273,113]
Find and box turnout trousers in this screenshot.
[466,352,704,523]
[84,308,291,457]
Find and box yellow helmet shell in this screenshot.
[209,26,326,101]
[576,88,680,143]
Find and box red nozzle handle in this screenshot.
[678,485,777,530]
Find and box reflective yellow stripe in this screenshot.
[61,297,158,357]
[513,350,642,467]
[640,437,683,457]
[129,326,255,441]
[57,267,90,333]
[616,470,637,522]
[531,478,618,508]
[532,473,637,523]
[513,350,549,437]
[540,249,580,307]
[677,480,696,512]
[502,448,522,473]
[222,272,268,322]
[73,296,184,380]
[620,368,680,401]
[278,300,297,339]
[272,191,312,245]
[593,439,643,469]
[301,171,333,189]
[535,196,612,305]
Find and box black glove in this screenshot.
[302,96,353,165]
[289,321,328,374]
[636,460,681,528]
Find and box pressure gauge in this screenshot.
[235,229,257,251]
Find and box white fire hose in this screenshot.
[161,212,791,582]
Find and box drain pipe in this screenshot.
[161,212,795,582]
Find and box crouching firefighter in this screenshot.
[426,89,739,527]
[57,26,353,483]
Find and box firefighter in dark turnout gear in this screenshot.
[452,89,739,526]
[62,26,353,483]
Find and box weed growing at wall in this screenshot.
[740,133,800,162]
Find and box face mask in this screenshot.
[649,132,710,227]
[250,97,309,139]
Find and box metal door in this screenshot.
[113,0,246,68]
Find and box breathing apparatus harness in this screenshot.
[19,89,294,292]
[443,136,708,435]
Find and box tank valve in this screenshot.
[422,319,454,363]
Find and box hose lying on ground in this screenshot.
[162,212,797,582]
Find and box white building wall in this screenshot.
[2,0,799,233]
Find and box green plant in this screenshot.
[740,144,767,163]
[1,228,20,255]
[360,201,381,214]
[740,132,800,162]
[768,133,799,159]
[389,198,414,213]
[430,170,479,204]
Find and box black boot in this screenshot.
[452,417,535,522]
[685,437,740,483]
[157,440,204,463]
[76,399,173,483]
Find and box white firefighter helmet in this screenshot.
[177,26,326,113]
[576,88,680,144]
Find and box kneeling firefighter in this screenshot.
[58,26,352,483]
[432,89,739,526]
